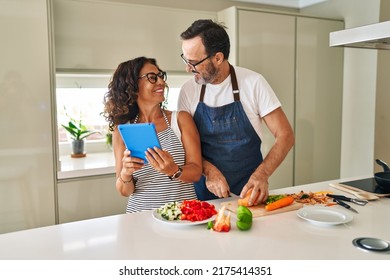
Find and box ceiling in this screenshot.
[233,0,327,9]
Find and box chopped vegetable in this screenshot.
[290,191,332,205]
[213,206,231,232]
[265,194,286,205]
[300,194,310,199]
[238,188,260,207]
[157,201,182,221]
[180,200,217,222]
[207,221,214,230]
[236,206,253,231]
[157,200,217,222]
[265,196,294,211]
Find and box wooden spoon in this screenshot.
[329,183,380,200]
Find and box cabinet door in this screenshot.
[58,176,128,223]
[295,17,343,184]
[0,0,56,234]
[53,0,214,71]
[238,10,295,189]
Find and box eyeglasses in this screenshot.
[180,54,210,71]
[138,71,167,84]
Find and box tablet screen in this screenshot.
[118,123,161,161]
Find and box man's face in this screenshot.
[181,36,218,85]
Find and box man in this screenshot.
[178,19,294,206]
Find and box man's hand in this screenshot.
[203,160,230,198]
[240,170,269,206]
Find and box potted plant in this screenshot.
[61,112,101,158]
[105,131,113,150]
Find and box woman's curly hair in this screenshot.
[102,57,163,132]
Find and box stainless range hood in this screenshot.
[330,21,390,50]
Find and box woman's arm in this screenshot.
[112,127,144,196]
[176,111,202,182]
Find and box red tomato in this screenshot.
[180,200,217,222]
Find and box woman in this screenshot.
[103,57,202,213]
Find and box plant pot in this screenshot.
[71,139,86,158]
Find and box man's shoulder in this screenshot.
[234,65,263,79]
[181,77,199,91]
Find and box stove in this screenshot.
[340,177,390,195]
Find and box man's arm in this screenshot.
[241,107,295,205]
[203,160,230,198]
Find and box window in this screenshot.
[56,73,111,144]
[56,72,191,154]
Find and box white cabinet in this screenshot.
[58,176,128,223]
[0,0,56,234]
[219,7,344,188]
[295,17,343,184]
[53,0,215,71]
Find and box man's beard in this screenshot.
[194,63,218,85]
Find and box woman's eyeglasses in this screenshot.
[138,71,167,84]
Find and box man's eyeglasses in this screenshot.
[138,71,167,84]
[180,54,210,71]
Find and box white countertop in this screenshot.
[58,152,115,179]
[0,179,389,260]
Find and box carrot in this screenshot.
[265,196,294,211]
[238,188,260,207]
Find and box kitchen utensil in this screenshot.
[220,200,302,217]
[375,159,390,189]
[376,159,390,172]
[329,183,380,200]
[333,199,359,213]
[327,194,368,206]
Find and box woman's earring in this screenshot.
[162,84,169,109]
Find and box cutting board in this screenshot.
[221,200,303,217]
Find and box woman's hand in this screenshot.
[145,147,179,177]
[120,149,144,178]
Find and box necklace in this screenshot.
[134,109,166,124]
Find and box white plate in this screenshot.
[297,206,353,226]
[152,209,216,226]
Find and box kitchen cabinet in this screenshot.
[0,0,56,234]
[295,17,343,184]
[53,0,215,71]
[218,7,344,188]
[58,175,127,223]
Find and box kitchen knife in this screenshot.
[333,199,359,214]
[327,194,368,206]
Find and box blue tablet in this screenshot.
[118,123,161,162]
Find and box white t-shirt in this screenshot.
[177,66,281,140]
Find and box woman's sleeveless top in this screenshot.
[126,111,197,213]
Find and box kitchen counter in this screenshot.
[58,152,115,179]
[0,179,389,260]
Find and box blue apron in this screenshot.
[193,65,263,200]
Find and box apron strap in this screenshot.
[229,64,240,102]
[200,85,206,102]
[198,64,240,102]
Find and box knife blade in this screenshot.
[327,194,368,206]
[334,199,359,213]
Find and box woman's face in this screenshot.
[137,62,166,106]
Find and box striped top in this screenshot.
[126,111,197,213]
